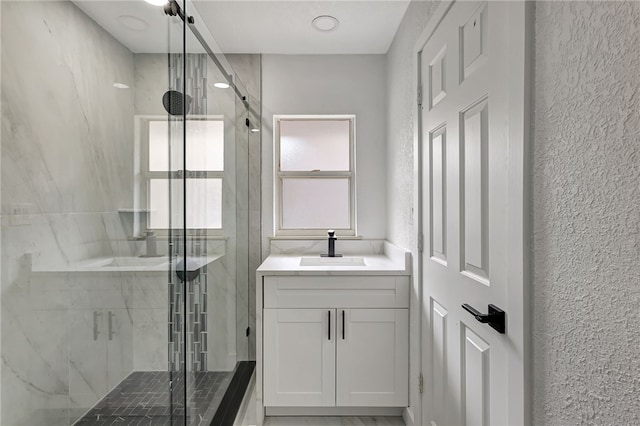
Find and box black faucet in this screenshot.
[321,230,343,258]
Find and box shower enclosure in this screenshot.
[0,0,259,424]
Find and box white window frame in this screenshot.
[136,115,225,236]
[274,114,357,238]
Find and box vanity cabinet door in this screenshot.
[264,309,336,407]
[336,308,408,407]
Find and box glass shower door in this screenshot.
[168,2,252,422]
[1,0,256,424]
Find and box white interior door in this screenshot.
[263,308,336,407]
[418,1,529,425]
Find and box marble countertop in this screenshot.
[32,254,224,273]
[257,250,411,276]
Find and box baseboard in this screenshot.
[265,406,404,416]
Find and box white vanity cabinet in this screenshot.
[264,308,336,406]
[336,308,408,407]
[261,275,409,410]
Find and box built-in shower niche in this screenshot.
[117,208,150,243]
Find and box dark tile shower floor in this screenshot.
[75,371,233,426]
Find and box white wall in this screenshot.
[261,54,386,255]
[387,0,640,424]
[532,2,640,424]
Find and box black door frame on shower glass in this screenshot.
[165,0,255,424]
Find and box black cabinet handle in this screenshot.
[328,310,331,340]
[461,303,506,334]
[342,310,345,339]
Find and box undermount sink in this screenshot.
[299,256,366,267]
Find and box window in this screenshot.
[140,117,224,233]
[274,115,356,237]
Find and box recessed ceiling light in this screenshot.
[145,0,166,6]
[113,83,130,89]
[312,15,339,32]
[117,15,148,32]
[214,82,230,89]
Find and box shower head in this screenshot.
[162,90,191,116]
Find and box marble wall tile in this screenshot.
[132,308,168,371]
[68,309,108,420]
[130,271,169,371]
[107,305,134,390]
[1,1,136,424]
[1,256,70,426]
[134,52,259,370]
[0,9,261,424]
[131,273,169,310]
[205,256,237,372]
[134,54,170,116]
[228,54,261,363]
[1,1,134,216]
[269,239,385,256]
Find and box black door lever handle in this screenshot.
[461,303,505,334]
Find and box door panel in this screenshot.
[461,97,489,284]
[462,324,490,426]
[336,309,408,407]
[263,309,336,407]
[430,299,448,426]
[430,125,447,265]
[460,3,488,82]
[419,1,528,425]
[429,47,447,108]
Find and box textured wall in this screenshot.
[388,1,640,424]
[386,0,440,251]
[385,1,440,423]
[533,2,640,424]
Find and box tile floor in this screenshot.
[235,376,406,426]
[75,370,233,425]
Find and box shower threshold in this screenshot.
[74,369,233,425]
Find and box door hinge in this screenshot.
[246,326,251,337]
[417,86,423,106]
[419,373,424,394]
[418,233,424,253]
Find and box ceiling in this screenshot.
[72,0,411,54]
